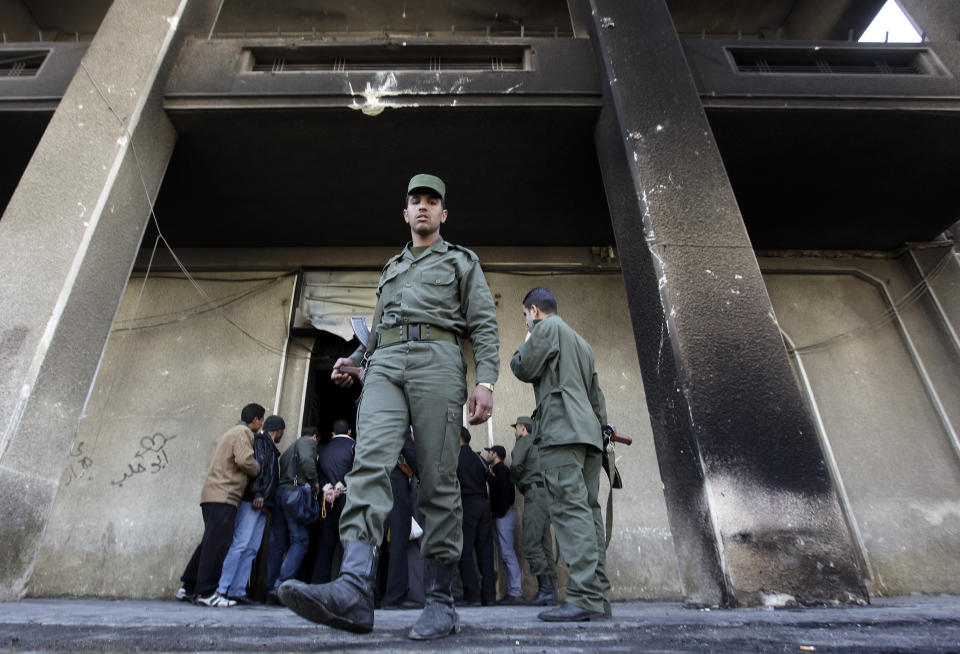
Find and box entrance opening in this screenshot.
[302,330,362,444]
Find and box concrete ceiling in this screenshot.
[1,0,112,40]
[213,0,575,37]
[665,0,886,40]
[149,105,614,249]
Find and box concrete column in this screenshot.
[897,1,960,42]
[583,0,868,607]
[0,0,219,600]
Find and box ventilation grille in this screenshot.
[248,45,528,73]
[0,50,48,77]
[729,47,943,76]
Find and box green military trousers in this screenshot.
[521,487,556,579]
[539,443,609,613]
[339,341,466,566]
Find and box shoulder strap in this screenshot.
[363,293,384,364]
[362,255,401,364]
[292,445,300,486]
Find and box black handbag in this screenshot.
[282,447,319,524]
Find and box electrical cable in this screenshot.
[785,249,954,354]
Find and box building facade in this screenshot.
[1,0,959,604]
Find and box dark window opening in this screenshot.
[729,46,943,76]
[0,50,48,77]
[247,45,530,73]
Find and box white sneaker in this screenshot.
[174,587,194,602]
[196,592,236,608]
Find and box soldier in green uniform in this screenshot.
[509,415,558,606]
[509,287,610,622]
[279,174,500,640]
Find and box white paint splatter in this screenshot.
[910,500,960,526]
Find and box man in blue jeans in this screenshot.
[266,427,320,602]
[216,414,285,603]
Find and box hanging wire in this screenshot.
[785,249,955,354]
[79,60,315,361]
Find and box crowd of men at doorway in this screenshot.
[175,406,560,610]
[175,409,364,607]
[176,173,612,641]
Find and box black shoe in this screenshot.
[227,595,261,606]
[383,598,424,610]
[174,586,195,603]
[527,575,558,606]
[265,589,283,606]
[537,601,603,622]
[454,598,481,608]
[408,561,461,640]
[496,595,524,606]
[279,541,378,634]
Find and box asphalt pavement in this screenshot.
[1,594,959,653]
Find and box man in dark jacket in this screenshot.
[311,419,355,584]
[382,429,423,609]
[217,414,285,603]
[456,428,496,606]
[486,444,522,604]
[267,427,320,596]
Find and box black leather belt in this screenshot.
[379,323,458,347]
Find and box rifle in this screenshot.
[337,364,365,381]
[601,424,629,490]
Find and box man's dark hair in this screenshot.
[460,426,471,444]
[522,287,558,314]
[405,190,447,211]
[332,418,350,435]
[302,426,319,438]
[241,403,266,424]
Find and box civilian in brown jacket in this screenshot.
[177,403,264,607]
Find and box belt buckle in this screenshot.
[408,324,421,341]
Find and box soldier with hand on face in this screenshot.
[279,174,500,641]
[510,287,611,622]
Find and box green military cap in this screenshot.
[407,173,446,200]
[511,416,534,430]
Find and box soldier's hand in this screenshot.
[331,357,359,388]
[468,384,494,425]
[252,497,264,510]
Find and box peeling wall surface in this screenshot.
[28,252,682,600]
[29,272,297,598]
[27,246,960,600]
[762,249,960,596]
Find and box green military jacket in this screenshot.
[509,433,544,488]
[350,237,500,385]
[510,314,607,450]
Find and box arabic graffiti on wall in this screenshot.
[63,441,94,486]
[111,433,177,488]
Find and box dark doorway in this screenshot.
[302,331,363,443]
[293,330,362,583]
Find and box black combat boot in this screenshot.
[408,560,461,640]
[278,541,377,634]
[537,600,603,622]
[527,575,558,606]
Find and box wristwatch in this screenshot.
[477,382,495,392]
